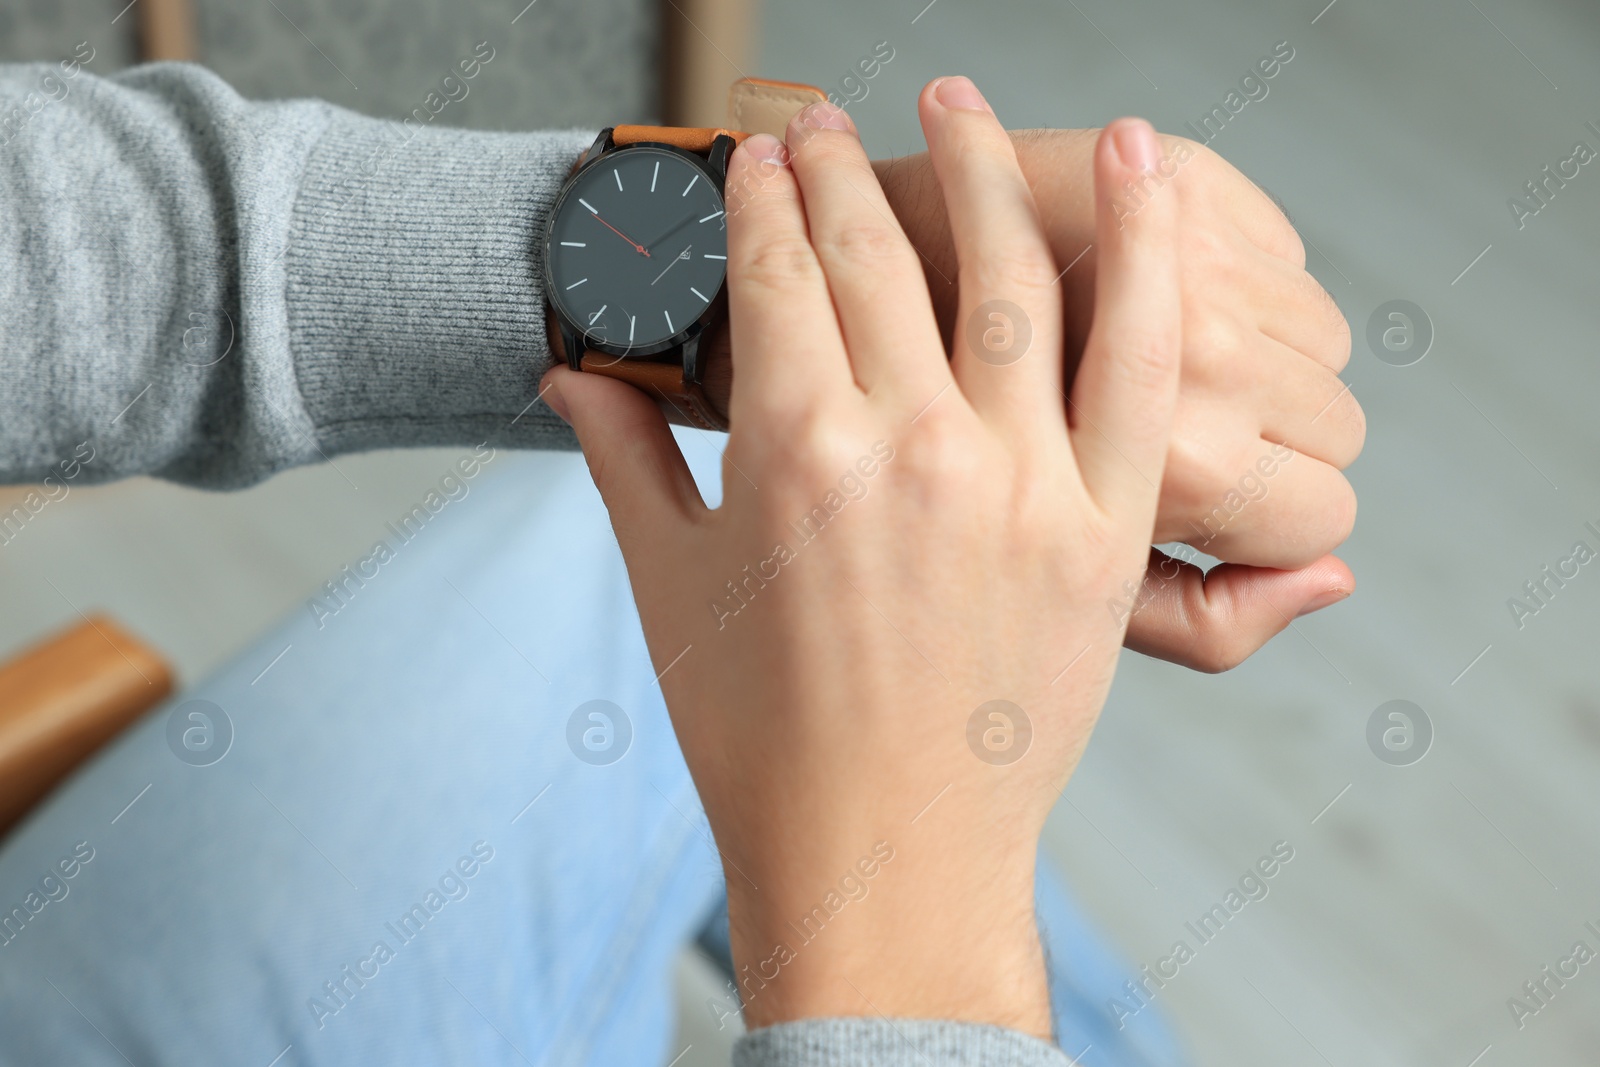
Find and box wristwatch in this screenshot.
[541,78,826,431]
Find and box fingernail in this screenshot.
[798,100,854,133]
[542,375,572,424]
[1112,118,1161,172]
[742,132,787,165]
[934,76,989,112]
[1295,587,1350,618]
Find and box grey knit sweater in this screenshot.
[0,63,1076,1066]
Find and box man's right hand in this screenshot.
[876,123,1362,673]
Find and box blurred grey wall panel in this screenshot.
[0,0,138,67]
[191,0,658,127]
[0,0,658,127]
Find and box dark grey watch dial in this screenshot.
[545,145,728,356]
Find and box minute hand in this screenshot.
[642,204,720,255]
[651,243,693,286]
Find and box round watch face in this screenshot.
[545,144,728,357]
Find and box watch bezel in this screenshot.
[542,139,728,361]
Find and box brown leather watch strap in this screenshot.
[579,351,728,431]
[611,125,748,152]
[727,77,828,138]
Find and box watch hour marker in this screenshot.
[579,197,597,214]
[703,253,726,260]
[651,160,659,192]
[613,169,623,191]
[588,304,607,324]
[681,173,699,196]
[565,277,587,290]
[560,241,586,247]
[699,210,725,223]
[664,310,674,332]
[690,286,709,303]
[629,314,636,343]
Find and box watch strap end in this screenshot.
[727,77,828,138]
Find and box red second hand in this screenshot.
[590,211,649,257]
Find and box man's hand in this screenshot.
[873,128,1362,671]
[543,84,1183,1040]
[590,112,1362,673]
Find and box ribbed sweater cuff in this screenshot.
[285,112,596,455]
[734,1018,1076,1067]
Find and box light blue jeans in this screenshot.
[0,442,1186,1067]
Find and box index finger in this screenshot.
[724,133,854,424]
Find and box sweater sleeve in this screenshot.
[0,59,591,489]
[734,1019,1079,1067]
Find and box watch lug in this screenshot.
[708,134,734,185]
[582,128,614,167]
[561,326,583,371]
[680,334,703,385]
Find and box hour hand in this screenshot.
[641,210,708,257]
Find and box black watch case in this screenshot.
[542,128,735,384]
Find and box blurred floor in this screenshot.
[3,0,1600,1065]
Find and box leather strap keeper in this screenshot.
[727,77,827,138]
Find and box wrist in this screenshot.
[723,837,1052,1039]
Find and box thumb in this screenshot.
[541,366,706,557]
[1123,549,1355,673]
[1068,117,1182,519]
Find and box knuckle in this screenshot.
[1178,586,1252,674]
[1340,391,1368,461]
[897,410,987,488]
[1277,224,1308,270]
[1321,294,1354,370]
[1309,374,1365,467]
[725,164,798,218]
[737,235,821,293]
[772,405,860,484]
[1324,477,1358,546]
[964,244,1060,296]
[1185,311,1243,368]
[1258,209,1307,268]
[793,127,866,168]
[1255,192,1307,266]
[815,222,913,271]
[1287,278,1351,373]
